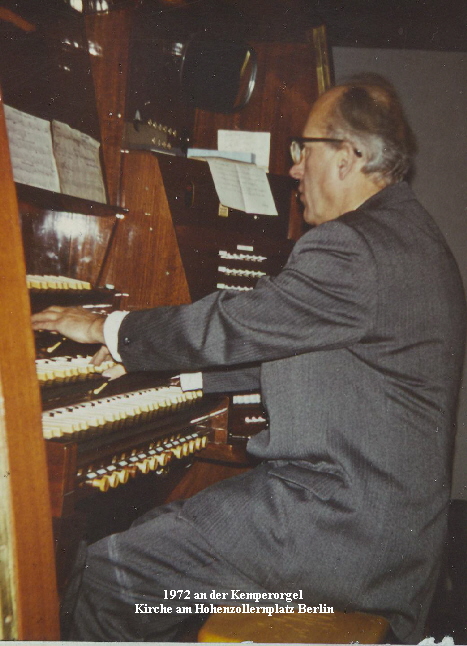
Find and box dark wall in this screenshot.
[315,0,467,53]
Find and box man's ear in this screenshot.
[337,142,360,180]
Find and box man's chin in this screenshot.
[303,209,318,226]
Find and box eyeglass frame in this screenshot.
[290,136,363,164]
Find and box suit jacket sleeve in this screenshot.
[201,364,261,393]
[118,219,377,373]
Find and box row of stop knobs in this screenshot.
[84,433,209,492]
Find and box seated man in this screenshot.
[32,74,466,643]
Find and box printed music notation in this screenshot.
[4,105,106,202]
[4,105,61,192]
[51,120,106,203]
[207,158,278,216]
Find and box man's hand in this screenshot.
[91,344,113,366]
[91,345,127,380]
[31,306,106,345]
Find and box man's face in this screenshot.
[290,89,343,226]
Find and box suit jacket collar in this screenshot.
[357,181,414,212]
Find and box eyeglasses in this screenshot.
[290,137,363,164]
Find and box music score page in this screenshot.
[4,105,61,192]
[207,159,278,216]
[51,120,106,203]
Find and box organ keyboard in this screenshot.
[45,386,228,505]
[45,379,229,592]
[27,274,92,290]
[36,355,115,384]
[45,385,225,501]
[27,272,231,592]
[42,385,202,439]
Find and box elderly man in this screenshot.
[32,75,466,643]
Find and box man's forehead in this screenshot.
[303,86,344,135]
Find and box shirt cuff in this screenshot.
[103,310,129,362]
[180,372,203,391]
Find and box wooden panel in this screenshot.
[174,225,293,302]
[16,185,123,287]
[105,150,191,308]
[46,441,78,519]
[0,92,59,639]
[165,443,255,504]
[153,154,294,301]
[193,40,323,177]
[20,208,116,285]
[86,8,133,206]
[1,8,122,288]
[157,155,292,238]
[199,610,389,644]
[15,183,124,217]
[0,6,35,32]
[0,11,101,140]
[124,7,195,150]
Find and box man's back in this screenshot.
[182,182,466,642]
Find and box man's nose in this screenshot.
[289,159,304,180]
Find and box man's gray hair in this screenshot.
[326,74,416,183]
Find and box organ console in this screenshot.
[0,1,330,638]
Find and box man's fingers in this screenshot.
[32,306,67,329]
[90,346,125,379]
[31,305,72,330]
[31,306,106,345]
[102,364,127,380]
[91,345,112,366]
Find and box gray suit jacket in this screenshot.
[118,182,466,643]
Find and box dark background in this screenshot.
[311,0,466,52]
[4,1,466,52]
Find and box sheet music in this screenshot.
[4,105,61,192]
[218,130,271,171]
[237,163,278,215]
[52,120,107,203]
[207,159,277,216]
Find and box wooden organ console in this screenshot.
[0,0,330,638]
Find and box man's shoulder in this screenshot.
[290,214,377,275]
[345,181,422,223]
[339,181,443,243]
[296,182,441,259]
